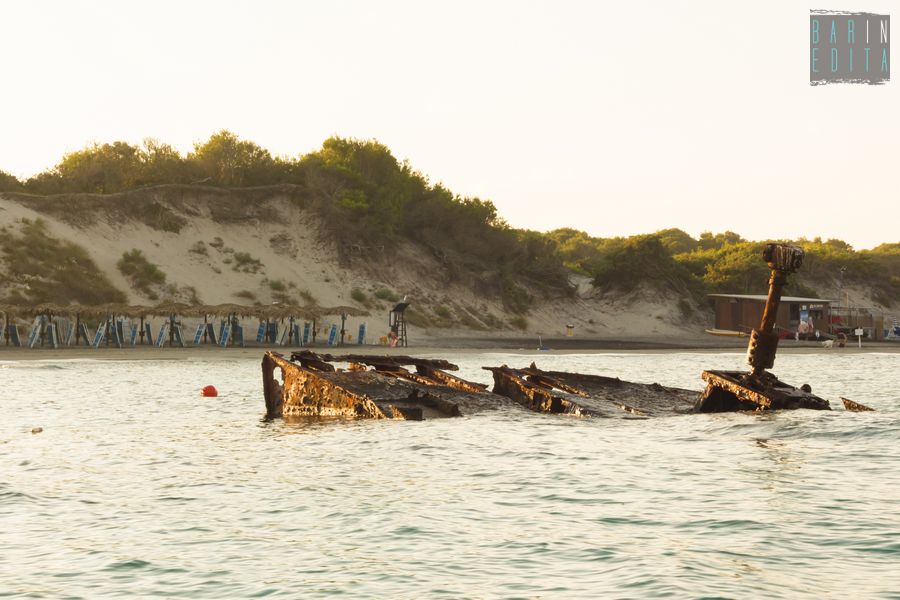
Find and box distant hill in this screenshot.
[1,133,897,339]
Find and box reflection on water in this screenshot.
[1,351,898,598]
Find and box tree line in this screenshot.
[547,228,900,307]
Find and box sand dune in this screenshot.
[0,187,710,343]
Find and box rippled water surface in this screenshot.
[2,351,899,598]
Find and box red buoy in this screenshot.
[201,385,218,397]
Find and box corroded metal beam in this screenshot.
[289,350,459,371]
[415,364,488,394]
[841,397,875,412]
[697,370,830,412]
[485,366,586,415]
[485,364,697,418]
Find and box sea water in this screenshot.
[1,351,899,599]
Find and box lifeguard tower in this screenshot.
[389,300,410,347]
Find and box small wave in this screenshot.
[102,559,152,571]
[0,490,40,505]
[855,541,900,554]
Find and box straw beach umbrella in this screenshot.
[149,301,195,317]
[320,305,370,318]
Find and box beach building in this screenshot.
[709,294,834,337]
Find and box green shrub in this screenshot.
[117,249,166,299]
[233,251,262,273]
[351,288,367,303]
[374,287,399,302]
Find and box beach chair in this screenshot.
[255,322,266,343]
[278,325,289,346]
[192,324,205,346]
[173,326,185,348]
[91,323,106,348]
[357,322,367,345]
[219,323,231,347]
[155,323,169,348]
[204,323,218,345]
[144,323,153,345]
[27,317,42,349]
[113,320,125,349]
[65,322,75,346]
[7,325,22,347]
[78,323,91,346]
[129,324,138,346]
[233,325,244,347]
[302,322,311,345]
[47,323,59,349]
[327,324,338,346]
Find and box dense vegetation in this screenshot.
[0,219,126,305]
[1,132,570,311]
[1,132,898,310]
[547,228,900,307]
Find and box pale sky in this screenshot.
[0,1,896,249]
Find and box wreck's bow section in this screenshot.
[262,350,514,420]
[485,363,698,418]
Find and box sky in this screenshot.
[0,0,896,249]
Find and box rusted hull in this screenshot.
[263,351,514,420]
[841,397,874,412]
[696,370,831,412]
[484,363,698,418]
[262,350,847,423]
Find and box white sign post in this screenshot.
[854,328,864,348]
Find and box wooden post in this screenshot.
[203,314,208,344]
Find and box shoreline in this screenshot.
[2,338,898,361]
